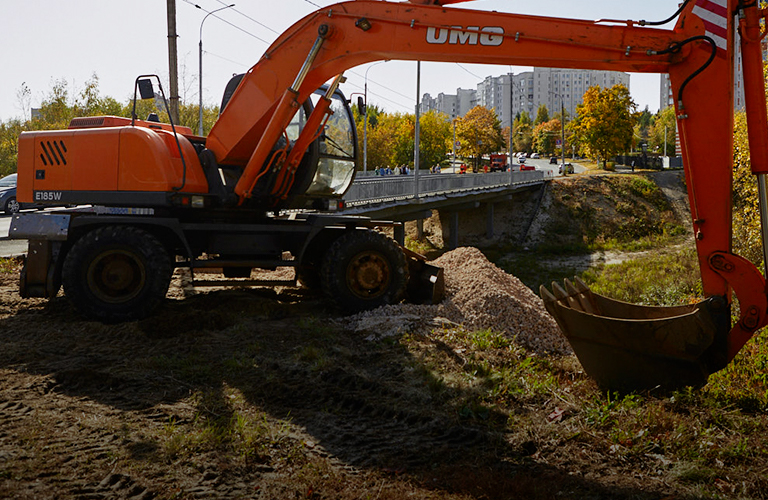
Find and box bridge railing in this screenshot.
[344,170,547,205]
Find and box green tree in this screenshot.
[512,111,533,153]
[649,106,676,156]
[0,76,221,178]
[732,110,762,267]
[455,106,505,170]
[534,104,549,125]
[572,84,637,167]
[0,119,24,177]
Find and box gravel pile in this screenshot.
[347,247,572,355]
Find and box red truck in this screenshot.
[489,154,507,172]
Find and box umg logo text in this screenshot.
[426,26,504,46]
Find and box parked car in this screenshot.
[549,156,558,164]
[0,173,63,214]
[0,174,21,214]
[531,153,540,159]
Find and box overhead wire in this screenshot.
[455,63,484,80]
[342,81,413,112]
[213,0,281,34]
[187,0,440,114]
[183,0,272,45]
[204,50,249,68]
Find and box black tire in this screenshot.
[5,197,20,214]
[320,229,408,312]
[62,226,172,322]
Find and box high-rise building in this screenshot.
[531,68,628,121]
[421,67,628,126]
[474,68,628,128]
[420,88,477,119]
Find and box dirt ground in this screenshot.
[0,259,727,500]
[0,171,744,499]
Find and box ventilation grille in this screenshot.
[69,117,105,128]
[39,140,67,166]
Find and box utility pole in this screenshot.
[414,61,421,200]
[561,98,566,172]
[166,0,180,124]
[452,120,457,167]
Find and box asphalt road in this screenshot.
[0,214,28,257]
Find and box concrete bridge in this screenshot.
[343,169,550,248]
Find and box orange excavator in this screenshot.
[10,0,768,390]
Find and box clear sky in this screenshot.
[0,0,680,123]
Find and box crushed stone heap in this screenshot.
[347,247,572,355]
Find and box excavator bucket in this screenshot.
[541,277,730,392]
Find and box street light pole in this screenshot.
[363,61,387,172]
[549,90,567,175]
[198,3,235,136]
[561,96,565,170]
[414,61,421,199]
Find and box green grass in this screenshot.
[580,247,702,306]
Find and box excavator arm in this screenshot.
[205,0,768,389]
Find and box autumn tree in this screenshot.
[572,84,636,167]
[454,106,505,170]
[417,110,452,168]
[532,119,562,155]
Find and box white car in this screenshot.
[531,153,540,159]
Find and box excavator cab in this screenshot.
[216,74,356,210]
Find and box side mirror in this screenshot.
[357,96,366,116]
[138,79,155,100]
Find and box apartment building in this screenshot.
[421,67,629,128]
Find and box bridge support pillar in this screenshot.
[486,203,495,239]
[394,224,405,246]
[416,219,424,239]
[449,211,459,249]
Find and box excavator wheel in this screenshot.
[320,229,408,312]
[62,226,172,323]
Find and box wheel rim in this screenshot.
[86,249,146,304]
[7,199,19,213]
[345,251,391,299]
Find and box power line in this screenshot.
[184,0,272,45]
[213,0,281,35]
[346,68,414,102]
[343,81,412,112]
[455,63,484,80]
[204,50,249,68]
[186,0,415,113]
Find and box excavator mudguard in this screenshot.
[541,277,730,392]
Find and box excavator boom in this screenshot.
[204,0,768,390]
